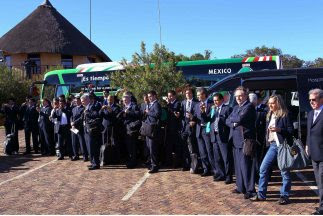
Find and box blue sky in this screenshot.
[1,0,322,61]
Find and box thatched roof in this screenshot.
[0,0,111,62]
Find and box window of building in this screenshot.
[61,55,73,69]
[4,56,11,67]
[27,53,41,74]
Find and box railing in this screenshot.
[5,65,78,81]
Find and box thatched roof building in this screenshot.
[0,0,111,79]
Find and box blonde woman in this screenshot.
[251,95,293,205]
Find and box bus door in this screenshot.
[55,84,71,98]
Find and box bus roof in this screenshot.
[43,55,281,79]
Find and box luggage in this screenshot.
[3,124,16,155]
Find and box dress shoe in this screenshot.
[278,196,290,205]
[57,156,64,160]
[71,156,79,161]
[148,168,158,174]
[231,189,241,194]
[225,179,233,184]
[23,151,31,155]
[312,209,323,215]
[213,175,225,182]
[83,157,89,162]
[88,166,100,170]
[182,167,190,171]
[250,195,266,202]
[244,192,256,199]
[200,171,211,177]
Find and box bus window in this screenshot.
[56,85,70,98]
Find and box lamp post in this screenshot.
[90,0,92,41]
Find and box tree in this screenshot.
[281,54,304,69]
[307,58,323,68]
[0,65,31,106]
[175,50,213,61]
[110,42,187,103]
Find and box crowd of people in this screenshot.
[0,86,322,213]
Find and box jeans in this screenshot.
[258,142,291,198]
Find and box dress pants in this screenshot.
[5,123,19,152]
[39,126,54,155]
[125,133,137,167]
[84,130,101,167]
[312,160,323,211]
[196,127,216,174]
[146,136,159,170]
[233,147,256,194]
[213,132,232,179]
[25,127,39,152]
[57,125,71,158]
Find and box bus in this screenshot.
[36,56,281,100]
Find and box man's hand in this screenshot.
[189,121,196,127]
[174,111,180,118]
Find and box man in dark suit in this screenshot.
[205,93,233,183]
[1,98,20,154]
[76,94,103,170]
[37,98,54,156]
[23,98,40,154]
[181,87,199,173]
[139,93,150,163]
[100,95,121,165]
[144,90,162,173]
[118,93,141,168]
[193,88,217,177]
[306,88,323,215]
[51,98,72,160]
[165,90,182,167]
[70,96,88,161]
[226,86,257,199]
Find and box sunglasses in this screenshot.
[309,98,317,102]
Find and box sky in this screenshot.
[0,0,322,62]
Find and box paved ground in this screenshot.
[0,129,319,214]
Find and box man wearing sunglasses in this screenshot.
[306,88,323,215]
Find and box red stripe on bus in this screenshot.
[242,57,248,62]
[269,56,272,61]
[253,56,259,62]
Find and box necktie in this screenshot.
[313,111,319,123]
[214,107,219,132]
[186,101,191,112]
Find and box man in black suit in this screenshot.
[70,96,88,161]
[37,98,54,156]
[226,86,257,199]
[23,98,40,154]
[118,93,141,168]
[306,88,323,215]
[165,90,182,167]
[181,87,199,173]
[144,90,162,173]
[193,88,217,177]
[100,95,121,165]
[205,93,233,183]
[139,94,150,163]
[51,99,72,160]
[77,94,103,170]
[1,98,20,154]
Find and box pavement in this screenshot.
[0,129,319,214]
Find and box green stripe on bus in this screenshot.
[85,67,95,72]
[176,58,243,67]
[247,57,255,62]
[102,66,115,71]
[272,56,276,61]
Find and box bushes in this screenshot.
[0,65,31,106]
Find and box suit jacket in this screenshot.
[226,100,256,148]
[140,102,149,120]
[144,101,162,125]
[307,109,323,161]
[23,105,39,129]
[265,113,293,146]
[118,103,141,134]
[166,99,181,131]
[38,105,53,130]
[256,104,268,144]
[100,103,121,128]
[0,105,19,126]
[193,100,212,138]
[52,107,72,133]
[203,104,232,143]
[71,105,85,131]
[180,99,198,136]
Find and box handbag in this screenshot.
[126,120,142,136]
[243,139,258,157]
[3,124,15,155]
[241,127,258,157]
[277,138,309,170]
[140,121,157,138]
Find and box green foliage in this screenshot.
[0,65,31,105]
[305,58,323,68]
[175,50,212,61]
[281,54,304,69]
[110,42,187,103]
